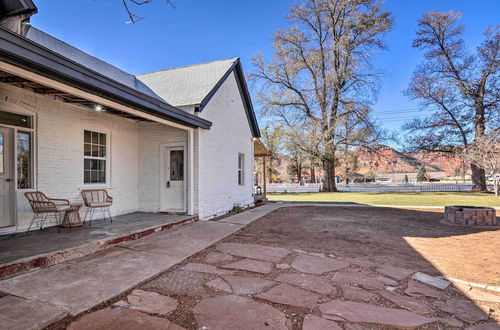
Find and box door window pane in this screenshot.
[17,131,32,189]
[170,150,184,181]
[0,133,3,174]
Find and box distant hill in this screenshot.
[355,145,467,176]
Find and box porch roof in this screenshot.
[0,27,212,129]
[254,138,272,157]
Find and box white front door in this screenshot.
[0,127,13,227]
[160,145,186,212]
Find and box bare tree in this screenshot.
[460,131,500,196]
[250,0,393,191]
[405,11,499,191]
[260,124,285,183]
[121,0,175,23]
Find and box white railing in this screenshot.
[335,183,476,192]
[264,182,489,193]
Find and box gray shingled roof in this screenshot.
[136,58,238,107]
[26,27,164,101]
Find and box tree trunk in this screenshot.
[323,159,337,192]
[297,162,302,184]
[310,166,316,183]
[471,101,487,191]
[470,163,487,191]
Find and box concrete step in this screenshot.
[0,214,198,280]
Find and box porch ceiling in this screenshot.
[254,138,272,157]
[0,70,153,121]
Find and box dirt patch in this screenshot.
[229,206,500,286]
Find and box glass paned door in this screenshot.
[161,146,186,212]
[0,127,13,227]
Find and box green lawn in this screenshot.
[268,192,500,207]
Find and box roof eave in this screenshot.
[0,27,212,130]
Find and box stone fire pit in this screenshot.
[444,206,497,226]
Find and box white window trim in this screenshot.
[238,152,245,186]
[83,128,110,186]
[0,109,36,191]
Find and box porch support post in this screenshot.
[187,129,194,215]
[263,156,267,197]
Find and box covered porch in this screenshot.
[253,138,272,205]
[0,26,211,234]
[0,211,198,280]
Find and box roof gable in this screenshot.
[136,58,238,107]
[137,58,260,137]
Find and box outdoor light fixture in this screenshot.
[256,186,262,195]
[93,104,105,112]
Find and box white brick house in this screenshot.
[0,4,260,233]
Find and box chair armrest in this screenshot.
[49,198,70,205]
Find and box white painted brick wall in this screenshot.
[137,122,187,212]
[195,72,255,219]
[1,84,139,229]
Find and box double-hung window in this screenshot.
[84,130,107,184]
[238,153,245,186]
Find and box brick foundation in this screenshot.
[444,206,497,226]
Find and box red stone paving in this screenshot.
[142,270,206,296]
[205,278,232,293]
[222,275,276,295]
[331,271,386,290]
[379,291,433,315]
[181,262,233,275]
[340,285,376,302]
[302,314,342,330]
[63,242,498,329]
[221,258,274,274]
[255,283,319,308]
[203,251,234,264]
[192,295,288,330]
[67,308,184,330]
[375,264,414,280]
[405,279,447,299]
[275,273,336,294]
[114,290,178,316]
[433,297,490,323]
[291,253,349,275]
[319,300,436,328]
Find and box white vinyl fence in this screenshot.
[265,183,485,193]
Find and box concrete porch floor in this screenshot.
[0,212,198,279]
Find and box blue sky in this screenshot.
[31,0,499,147]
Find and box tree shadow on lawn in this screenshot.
[228,205,500,324]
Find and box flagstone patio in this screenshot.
[66,242,499,329]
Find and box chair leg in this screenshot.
[57,212,61,233]
[26,213,39,234]
[89,208,95,226]
[83,208,89,225]
[39,213,49,230]
[100,207,106,222]
[107,207,113,223]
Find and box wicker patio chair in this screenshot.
[81,189,113,225]
[24,191,70,234]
